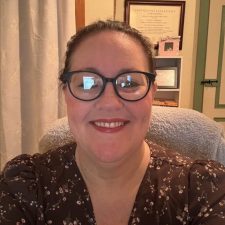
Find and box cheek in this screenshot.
[64,91,76,118]
[64,90,88,129]
[131,96,153,124]
[137,93,154,126]
[64,88,84,114]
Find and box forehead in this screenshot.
[87,29,141,42]
[76,31,145,54]
[70,31,149,71]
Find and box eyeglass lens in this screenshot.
[68,71,151,101]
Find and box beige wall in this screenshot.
[85,0,200,108]
[85,0,114,24]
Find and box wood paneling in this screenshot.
[75,0,85,31]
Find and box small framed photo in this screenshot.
[158,37,180,56]
[156,67,178,89]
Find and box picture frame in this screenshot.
[124,0,185,49]
[158,36,180,56]
[155,67,178,89]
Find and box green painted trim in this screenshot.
[193,0,210,112]
[214,118,225,122]
[215,6,225,108]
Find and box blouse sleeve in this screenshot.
[189,160,225,225]
[0,154,43,225]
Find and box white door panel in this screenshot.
[202,0,225,130]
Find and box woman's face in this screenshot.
[64,31,156,164]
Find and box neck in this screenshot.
[75,141,150,190]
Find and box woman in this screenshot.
[0,20,225,225]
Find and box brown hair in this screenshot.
[59,20,154,84]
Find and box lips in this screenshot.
[90,119,129,132]
[94,121,125,128]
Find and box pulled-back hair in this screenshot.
[59,20,154,84]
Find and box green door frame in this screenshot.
[193,0,210,112]
[194,0,225,115]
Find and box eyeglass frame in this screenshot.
[62,70,156,102]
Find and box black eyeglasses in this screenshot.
[62,70,155,101]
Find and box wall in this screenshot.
[85,0,200,108]
[85,0,114,24]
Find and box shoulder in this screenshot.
[187,159,225,222]
[34,142,76,170]
[2,143,76,178]
[147,140,225,222]
[0,143,76,224]
[0,153,38,223]
[148,139,225,172]
[148,140,194,168]
[148,140,225,182]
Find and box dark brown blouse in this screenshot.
[0,141,225,225]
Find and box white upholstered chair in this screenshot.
[39,106,225,165]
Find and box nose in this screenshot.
[94,83,124,110]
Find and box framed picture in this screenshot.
[124,0,185,49]
[155,67,178,89]
[158,36,180,56]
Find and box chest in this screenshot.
[39,150,189,225]
[42,179,188,225]
[89,190,137,225]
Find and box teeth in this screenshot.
[94,121,125,128]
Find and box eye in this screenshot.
[68,71,104,100]
[117,74,145,88]
[120,80,139,88]
[71,73,102,91]
[82,77,96,90]
[75,77,94,89]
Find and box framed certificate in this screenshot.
[124,0,185,49]
[156,67,178,89]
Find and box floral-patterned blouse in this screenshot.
[0,141,225,225]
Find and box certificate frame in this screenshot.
[124,0,185,49]
[155,67,178,89]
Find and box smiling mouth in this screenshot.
[94,121,125,128]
